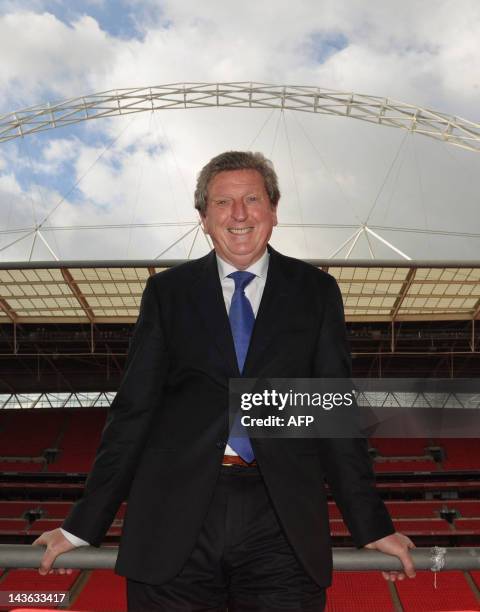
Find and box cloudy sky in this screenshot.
[0,0,479,261]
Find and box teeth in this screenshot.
[228,227,252,234]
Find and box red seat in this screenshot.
[47,410,105,473]
[448,500,480,517]
[26,519,63,534]
[327,571,395,611]
[328,503,342,519]
[370,438,429,457]
[437,439,480,471]
[0,519,28,535]
[38,502,74,519]
[386,501,445,518]
[0,502,42,518]
[395,570,480,611]
[71,569,126,611]
[0,568,79,600]
[374,460,437,472]
[392,519,453,535]
[453,518,480,533]
[0,461,44,473]
[330,520,349,536]
[0,411,64,456]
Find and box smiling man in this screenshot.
[198,164,278,269]
[35,151,414,611]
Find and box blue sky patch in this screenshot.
[21,0,145,40]
[307,31,348,64]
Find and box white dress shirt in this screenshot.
[62,250,270,548]
[216,250,269,455]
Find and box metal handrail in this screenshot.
[1,545,479,571]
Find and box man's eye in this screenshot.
[216,199,230,206]
[245,195,259,204]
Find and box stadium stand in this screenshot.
[0,411,64,456]
[47,410,105,473]
[326,571,396,611]
[0,569,80,611]
[1,411,480,609]
[0,519,28,536]
[374,460,439,472]
[0,462,44,473]
[1,262,479,610]
[370,438,431,457]
[395,571,480,611]
[437,439,480,472]
[70,569,127,611]
[386,501,456,518]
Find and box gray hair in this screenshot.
[194,151,280,215]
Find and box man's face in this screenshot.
[201,169,278,269]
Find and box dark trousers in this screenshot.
[127,465,326,611]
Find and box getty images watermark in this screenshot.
[239,388,354,429]
[228,378,480,438]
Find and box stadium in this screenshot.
[1,81,480,611]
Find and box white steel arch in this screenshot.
[1,82,480,152]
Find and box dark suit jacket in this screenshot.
[63,246,394,586]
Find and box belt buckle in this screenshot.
[222,455,256,468]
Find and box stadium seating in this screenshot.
[0,568,80,610]
[46,410,105,473]
[454,519,480,533]
[0,461,44,473]
[2,412,480,610]
[70,569,127,611]
[330,517,456,537]
[386,501,452,518]
[0,519,28,535]
[392,519,454,534]
[25,519,64,534]
[0,411,64,456]
[395,570,480,611]
[370,436,480,475]
[370,438,430,457]
[374,460,438,472]
[437,438,480,471]
[326,571,395,611]
[448,500,480,517]
[35,501,74,518]
[0,502,43,517]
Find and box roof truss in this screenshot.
[0,261,479,324]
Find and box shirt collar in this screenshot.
[216,249,269,280]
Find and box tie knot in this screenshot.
[228,271,256,291]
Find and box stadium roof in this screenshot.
[0,260,479,324]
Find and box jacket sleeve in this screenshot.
[62,275,169,546]
[315,275,395,547]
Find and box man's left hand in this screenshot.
[364,532,416,581]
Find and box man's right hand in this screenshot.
[32,528,76,575]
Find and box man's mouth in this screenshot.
[228,227,254,235]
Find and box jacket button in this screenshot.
[216,441,226,449]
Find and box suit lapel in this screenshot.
[243,246,295,375]
[189,247,296,378]
[189,251,240,377]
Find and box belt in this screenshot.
[222,454,257,467]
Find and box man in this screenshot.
[35,151,415,611]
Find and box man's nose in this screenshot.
[231,199,248,220]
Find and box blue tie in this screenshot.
[227,271,256,463]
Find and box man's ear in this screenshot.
[271,205,278,227]
[199,213,208,234]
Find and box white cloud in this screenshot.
[0,0,479,260]
[0,11,119,106]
